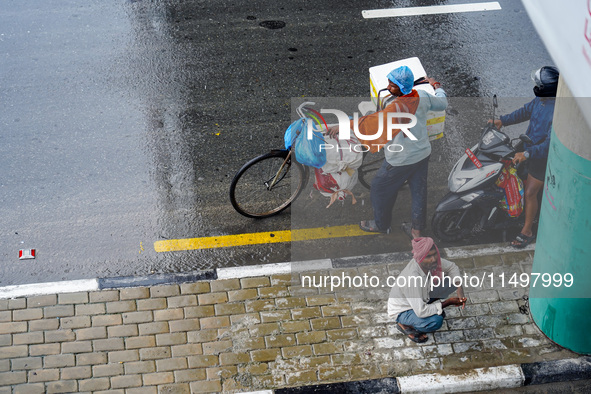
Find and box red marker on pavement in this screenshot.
[19,249,36,260]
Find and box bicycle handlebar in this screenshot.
[296,101,316,118]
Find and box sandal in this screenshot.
[396,322,419,336]
[408,333,429,343]
[511,233,535,248]
[359,220,390,234]
[397,322,428,343]
[400,222,414,240]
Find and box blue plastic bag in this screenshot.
[284,118,304,150]
[284,118,327,168]
[294,127,326,168]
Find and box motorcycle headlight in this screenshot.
[449,176,467,193]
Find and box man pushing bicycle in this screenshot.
[330,66,447,239]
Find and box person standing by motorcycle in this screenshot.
[489,66,559,248]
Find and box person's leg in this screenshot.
[407,156,430,238]
[513,173,544,246]
[397,309,444,333]
[370,161,411,231]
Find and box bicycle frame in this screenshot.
[266,150,292,191]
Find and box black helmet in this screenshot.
[532,66,559,97]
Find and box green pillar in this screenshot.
[530,78,591,354]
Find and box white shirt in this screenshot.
[387,257,461,319]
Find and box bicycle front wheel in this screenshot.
[229,150,306,218]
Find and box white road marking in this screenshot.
[362,2,502,19]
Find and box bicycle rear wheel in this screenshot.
[358,149,385,190]
[230,150,306,218]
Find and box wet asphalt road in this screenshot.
[0,0,553,286]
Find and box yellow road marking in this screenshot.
[154,224,375,252]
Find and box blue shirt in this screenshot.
[500,97,555,159]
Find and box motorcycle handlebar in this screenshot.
[505,157,523,172]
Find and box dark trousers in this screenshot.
[370,156,430,231]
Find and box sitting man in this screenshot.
[387,237,467,343]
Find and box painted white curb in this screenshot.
[216,262,291,280]
[444,243,535,259]
[238,391,273,394]
[217,259,332,280]
[0,242,533,299]
[397,364,524,393]
[0,279,99,299]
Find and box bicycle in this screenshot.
[229,102,383,219]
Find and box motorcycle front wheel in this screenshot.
[432,209,481,242]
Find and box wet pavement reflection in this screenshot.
[0,0,552,286]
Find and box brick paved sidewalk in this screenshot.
[0,248,578,393]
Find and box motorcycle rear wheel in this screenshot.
[432,209,480,242]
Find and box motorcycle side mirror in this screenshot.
[492,94,498,108]
[519,134,533,144]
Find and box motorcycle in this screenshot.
[431,96,533,242]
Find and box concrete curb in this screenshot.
[265,357,591,393]
[0,242,534,300]
[521,357,591,385]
